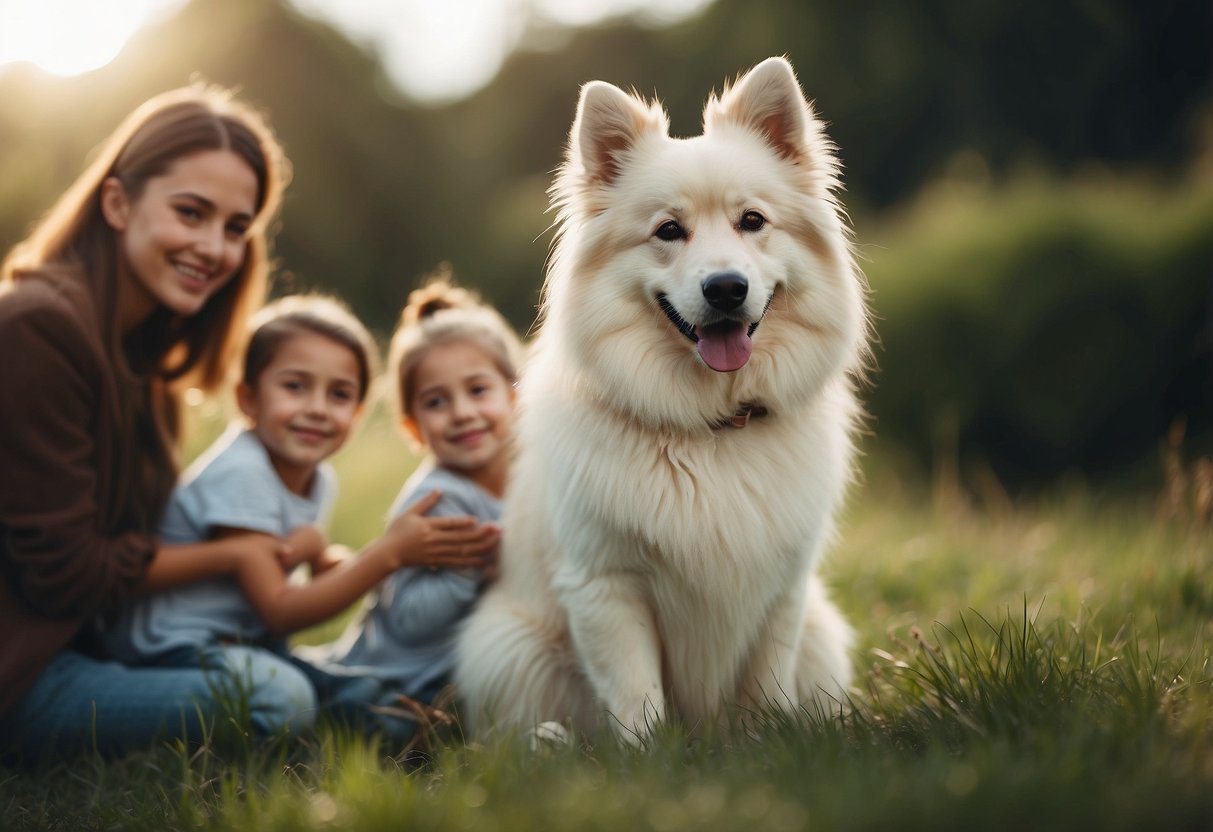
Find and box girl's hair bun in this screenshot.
[389,264,525,421]
[416,293,453,319]
[402,263,477,327]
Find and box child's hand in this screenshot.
[311,543,353,575]
[279,524,329,570]
[384,490,501,570]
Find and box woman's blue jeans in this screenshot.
[0,645,316,760]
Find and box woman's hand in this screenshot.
[382,490,500,571]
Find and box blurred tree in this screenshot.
[0,0,1208,484]
[3,0,1208,328]
[864,180,1212,487]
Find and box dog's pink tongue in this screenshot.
[695,325,753,372]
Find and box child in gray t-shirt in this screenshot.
[102,424,337,664]
[297,277,523,744]
[100,296,496,732]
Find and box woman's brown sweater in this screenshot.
[0,275,157,715]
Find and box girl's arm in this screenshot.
[231,531,398,635]
[138,535,287,594]
[227,491,499,636]
[381,567,486,644]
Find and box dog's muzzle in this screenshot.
[656,289,774,373]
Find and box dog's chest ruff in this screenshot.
[540,398,833,576]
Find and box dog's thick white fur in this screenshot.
[455,57,867,741]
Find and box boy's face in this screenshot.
[407,341,515,480]
[239,330,362,494]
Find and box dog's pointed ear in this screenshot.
[705,57,812,161]
[571,81,667,186]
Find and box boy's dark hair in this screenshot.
[244,295,378,402]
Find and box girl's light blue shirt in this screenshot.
[303,463,499,697]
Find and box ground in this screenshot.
[2,412,1210,831]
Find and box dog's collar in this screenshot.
[712,402,769,430]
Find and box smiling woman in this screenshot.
[0,85,303,759]
[100,149,260,328]
[0,0,184,76]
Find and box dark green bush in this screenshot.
[864,178,1213,487]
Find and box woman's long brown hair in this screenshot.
[0,86,290,530]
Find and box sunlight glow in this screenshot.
[0,0,184,76]
[0,0,715,100]
[534,0,713,28]
[289,0,715,103]
[290,0,527,104]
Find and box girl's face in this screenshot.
[238,330,363,495]
[102,149,259,328]
[407,341,515,492]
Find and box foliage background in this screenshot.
[0,0,1209,488]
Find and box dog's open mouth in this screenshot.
[656,292,773,373]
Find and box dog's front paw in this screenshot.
[528,720,571,752]
[608,695,664,747]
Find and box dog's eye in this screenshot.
[739,211,766,232]
[654,220,687,241]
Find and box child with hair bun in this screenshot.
[300,270,523,743]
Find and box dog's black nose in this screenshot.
[702,272,748,311]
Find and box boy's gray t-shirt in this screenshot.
[102,425,337,662]
[306,464,499,697]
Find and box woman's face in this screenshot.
[103,149,259,326]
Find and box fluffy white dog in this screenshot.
[455,57,868,741]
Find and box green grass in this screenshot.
[3,406,1211,830]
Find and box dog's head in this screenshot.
[542,57,868,430]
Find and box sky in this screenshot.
[0,0,713,101]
